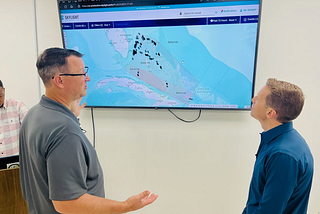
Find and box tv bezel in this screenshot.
[57,0,262,111]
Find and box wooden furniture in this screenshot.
[0,168,29,214]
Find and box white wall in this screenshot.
[0,0,39,108]
[1,0,320,213]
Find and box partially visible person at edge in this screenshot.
[0,79,28,157]
[242,78,313,214]
[19,47,158,214]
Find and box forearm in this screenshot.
[52,190,157,214]
[53,193,129,214]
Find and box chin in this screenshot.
[250,111,255,118]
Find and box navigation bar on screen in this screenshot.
[62,15,258,30]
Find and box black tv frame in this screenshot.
[57,0,262,111]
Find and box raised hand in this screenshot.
[124,190,158,212]
[71,97,86,117]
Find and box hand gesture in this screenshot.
[71,97,86,117]
[124,190,158,212]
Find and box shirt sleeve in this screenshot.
[46,133,88,201]
[18,101,28,123]
[253,153,299,214]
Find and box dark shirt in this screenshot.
[19,95,104,214]
[243,122,313,214]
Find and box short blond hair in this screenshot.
[265,78,304,123]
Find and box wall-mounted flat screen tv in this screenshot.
[58,0,261,110]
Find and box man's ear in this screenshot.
[266,107,277,119]
[52,76,65,89]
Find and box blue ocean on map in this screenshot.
[64,24,257,109]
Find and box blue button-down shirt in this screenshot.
[243,122,313,214]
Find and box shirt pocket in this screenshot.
[3,118,20,133]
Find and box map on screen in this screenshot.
[59,0,260,109]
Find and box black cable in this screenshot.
[91,108,96,148]
[168,109,201,123]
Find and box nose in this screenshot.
[251,96,256,104]
[85,74,90,82]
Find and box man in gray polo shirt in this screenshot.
[19,47,157,214]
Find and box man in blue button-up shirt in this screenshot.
[242,78,313,214]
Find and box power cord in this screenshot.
[168,109,201,123]
[89,108,199,148]
[91,108,96,148]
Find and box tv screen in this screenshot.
[58,0,261,110]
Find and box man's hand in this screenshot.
[53,191,158,214]
[124,190,158,212]
[71,97,86,117]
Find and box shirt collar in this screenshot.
[39,95,79,125]
[260,121,294,144]
[1,99,8,109]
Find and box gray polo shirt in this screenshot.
[19,95,104,214]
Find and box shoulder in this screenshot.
[7,98,22,105]
[7,98,28,109]
[266,131,313,167]
[23,104,72,134]
[270,129,308,153]
[281,129,310,156]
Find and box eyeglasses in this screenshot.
[52,66,89,80]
